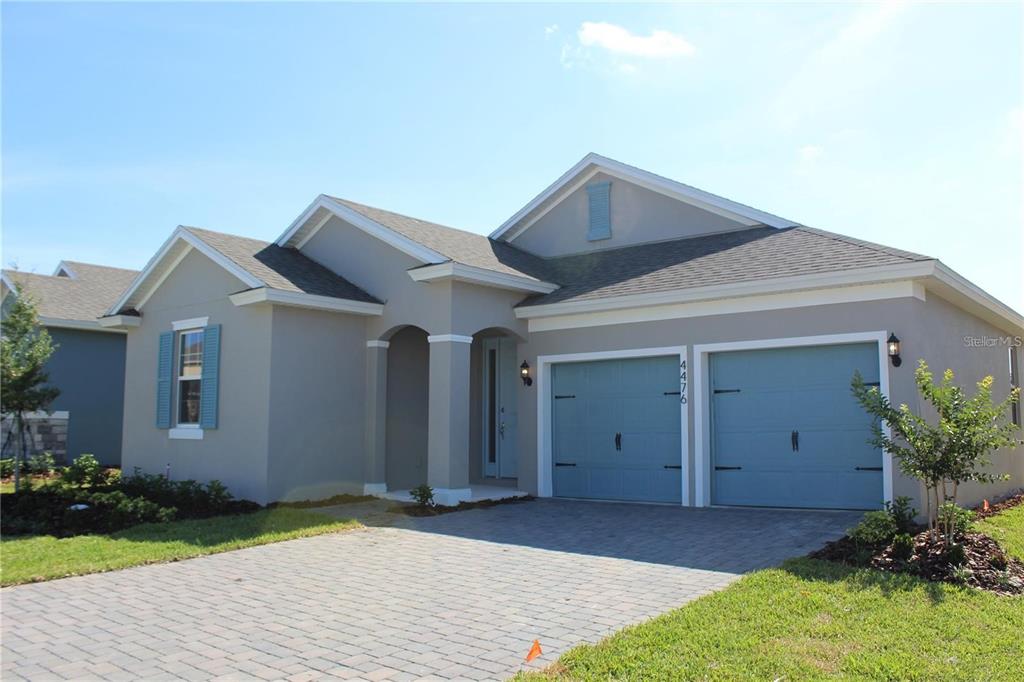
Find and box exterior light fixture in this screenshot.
[887,333,902,367]
[520,361,533,387]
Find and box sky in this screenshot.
[2,1,1022,309]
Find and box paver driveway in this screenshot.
[2,499,860,681]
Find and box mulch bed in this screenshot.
[812,529,1024,596]
[973,492,1024,520]
[389,495,534,517]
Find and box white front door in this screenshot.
[482,337,519,479]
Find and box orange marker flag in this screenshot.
[983,499,991,512]
[525,639,543,663]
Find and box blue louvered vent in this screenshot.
[156,332,173,428]
[586,181,612,241]
[199,325,221,429]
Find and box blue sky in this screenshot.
[3,2,1022,308]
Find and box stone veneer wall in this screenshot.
[1,412,69,463]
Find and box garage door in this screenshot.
[710,343,882,510]
[552,355,681,503]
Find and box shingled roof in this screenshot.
[517,226,933,308]
[181,227,381,303]
[329,198,551,282]
[3,262,139,323]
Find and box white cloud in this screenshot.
[798,145,824,163]
[544,24,559,38]
[577,22,695,58]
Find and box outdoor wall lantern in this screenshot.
[887,333,902,367]
[520,361,533,387]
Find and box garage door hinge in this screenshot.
[714,466,742,471]
[554,462,577,467]
[713,389,741,394]
[663,465,682,470]
[663,391,681,395]
[554,394,576,399]
[855,466,883,471]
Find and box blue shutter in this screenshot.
[156,332,173,428]
[586,181,612,241]
[199,325,221,429]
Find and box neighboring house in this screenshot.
[102,154,1024,508]
[2,261,139,466]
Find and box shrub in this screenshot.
[947,543,969,568]
[891,533,915,562]
[61,454,103,486]
[118,470,249,518]
[409,484,435,508]
[27,451,55,475]
[0,458,14,478]
[848,510,899,548]
[937,502,973,538]
[886,496,918,534]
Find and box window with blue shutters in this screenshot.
[586,181,612,241]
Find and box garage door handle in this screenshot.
[855,466,882,471]
[664,465,682,470]
[714,389,741,394]
[715,466,742,471]
[614,432,622,451]
[554,394,576,399]
[791,430,799,452]
[554,462,577,467]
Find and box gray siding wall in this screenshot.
[385,326,429,490]
[512,172,749,258]
[121,249,273,504]
[266,306,368,502]
[44,328,126,466]
[517,294,1024,512]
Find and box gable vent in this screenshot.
[586,181,612,241]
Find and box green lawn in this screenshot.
[521,505,1024,682]
[976,504,1024,561]
[1,508,360,586]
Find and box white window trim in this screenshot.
[535,346,689,505]
[174,325,205,430]
[169,427,204,440]
[172,316,209,331]
[691,331,893,508]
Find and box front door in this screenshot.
[482,337,519,478]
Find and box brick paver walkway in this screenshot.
[2,499,859,681]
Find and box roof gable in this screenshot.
[491,153,798,244]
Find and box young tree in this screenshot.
[1,285,60,489]
[852,360,1021,545]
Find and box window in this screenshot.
[177,330,203,426]
[1011,348,1021,428]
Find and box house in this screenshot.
[101,154,1023,508]
[2,261,139,466]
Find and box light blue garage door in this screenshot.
[711,343,883,510]
[552,356,682,503]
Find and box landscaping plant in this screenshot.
[0,285,60,490]
[409,483,435,507]
[852,360,1021,546]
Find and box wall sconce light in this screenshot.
[520,361,533,387]
[887,333,902,367]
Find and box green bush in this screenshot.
[27,451,55,475]
[119,470,245,518]
[946,543,969,568]
[61,454,103,486]
[848,510,899,548]
[409,484,435,508]
[938,502,974,538]
[886,496,918,534]
[0,458,14,478]
[891,533,915,562]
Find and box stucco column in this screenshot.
[363,341,389,495]
[426,334,473,505]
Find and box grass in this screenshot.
[976,503,1024,561]
[521,504,1024,682]
[1,508,360,586]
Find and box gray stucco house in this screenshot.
[102,154,1023,508]
[2,261,139,466]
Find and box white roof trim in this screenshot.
[40,316,128,333]
[490,153,798,242]
[107,227,263,315]
[407,262,559,294]
[276,195,447,264]
[1,272,19,294]
[53,261,77,278]
[229,287,385,316]
[96,315,140,330]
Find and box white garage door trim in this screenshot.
[692,331,894,508]
[536,346,689,504]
